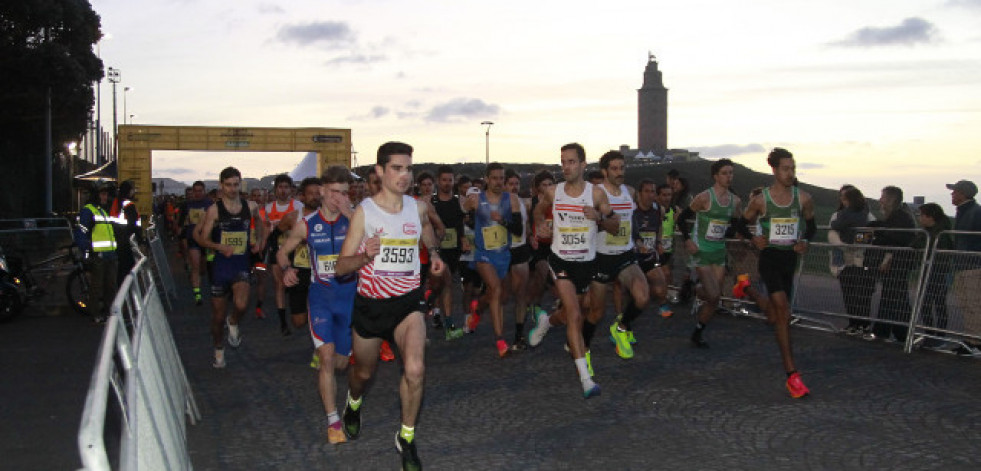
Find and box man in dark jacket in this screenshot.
[947,180,981,354]
[866,186,916,342]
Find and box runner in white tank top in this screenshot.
[528,143,618,400]
[334,143,444,469]
[591,152,657,361]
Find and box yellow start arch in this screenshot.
[117,125,352,216]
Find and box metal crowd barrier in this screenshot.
[791,227,931,339]
[77,247,200,470]
[145,223,178,312]
[907,230,981,354]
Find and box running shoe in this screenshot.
[690,328,708,348]
[582,378,601,399]
[496,339,509,358]
[194,292,202,306]
[310,352,320,370]
[609,323,634,359]
[464,312,481,333]
[431,308,443,329]
[528,311,550,347]
[227,322,242,348]
[586,350,594,377]
[395,433,422,471]
[327,423,347,444]
[213,348,225,368]
[255,307,265,319]
[659,304,674,318]
[786,372,810,398]
[627,331,637,345]
[732,273,751,298]
[380,341,396,362]
[281,324,291,336]
[342,402,361,440]
[444,326,465,340]
[511,336,529,351]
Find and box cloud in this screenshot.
[404,100,421,109]
[832,17,939,47]
[276,21,355,46]
[257,3,284,14]
[798,163,826,169]
[348,106,391,121]
[423,98,500,123]
[157,167,196,175]
[688,143,765,158]
[325,53,387,66]
[396,111,419,119]
[946,0,981,8]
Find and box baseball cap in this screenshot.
[946,180,978,198]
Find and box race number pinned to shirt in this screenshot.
[606,220,631,246]
[639,231,658,251]
[376,237,418,276]
[705,219,729,242]
[317,254,338,276]
[440,227,458,249]
[482,224,507,250]
[769,217,799,246]
[188,208,205,225]
[294,244,311,268]
[558,226,589,255]
[221,231,248,255]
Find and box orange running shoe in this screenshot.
[496,339,509,358]
[732,273,751,299]
[786,372,810,398]
[380,341,396,362]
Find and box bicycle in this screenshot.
[3,243,93,319]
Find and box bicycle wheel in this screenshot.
[66,269,92,316]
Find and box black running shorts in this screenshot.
[547,253,593,294]
[351,287,424,344]
[758,248,798,295]
[593,251,637,284]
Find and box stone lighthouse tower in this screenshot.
[638,53,668,154]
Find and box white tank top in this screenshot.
[357,195,421,298]
[597,183,635,255]
[551,182,597,262]
[510,197,527,248]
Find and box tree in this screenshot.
[0,0,103,217]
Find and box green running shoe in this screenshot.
[610,323,634,359]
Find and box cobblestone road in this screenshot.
[5,239,981,470]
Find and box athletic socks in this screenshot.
[278,308,287,327]
[514,322,525,341]
[621,300,642,331]
[327,411,340,426]
[400,424,415,443]
[574,357,591,382]
[786,369,798,378]
[582,320,598,347]
[346,391,362,411]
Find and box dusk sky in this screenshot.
[91,0,981,212]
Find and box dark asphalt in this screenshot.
[4,239,981,470]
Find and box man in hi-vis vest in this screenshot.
[77,179,119,323]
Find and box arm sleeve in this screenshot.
[732,216,755,239]
[804,217,817,241]
[507,212,523,236]
[677,207,696,240]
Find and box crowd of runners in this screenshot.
[162,143,819,470]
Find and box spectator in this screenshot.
[947,180,981,354]
[915,203,953,348]
[866,186,916,342]
[829,185,876,335]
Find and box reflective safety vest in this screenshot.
[84,203,118,252]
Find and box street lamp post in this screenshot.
[481,121,494,165]
[107,67,120,160]
[123,86,131,124]
[129,114,135,124]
